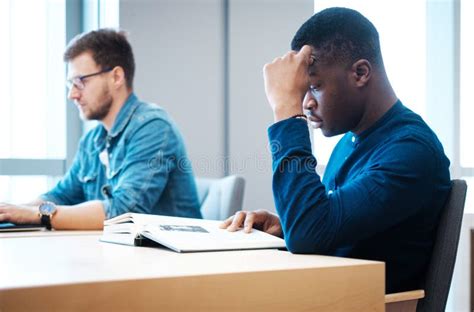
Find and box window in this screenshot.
[460,0,474,168]
[0,0,119,203]
[0,0,66,159]
[0,0,67,202]
[460,0,474,210]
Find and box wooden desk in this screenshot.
[0,234,385,311]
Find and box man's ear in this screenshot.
[351,59,371,87]
[111,66,126,89]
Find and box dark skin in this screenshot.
[220,44,398,235]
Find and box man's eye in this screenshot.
[310,84,321,91]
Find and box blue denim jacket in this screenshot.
[42,93,202,219]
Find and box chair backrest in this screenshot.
[417,179,468,312]
[195,175,246,220]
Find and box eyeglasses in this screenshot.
[66,67,112,90]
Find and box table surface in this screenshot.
[0,232,385,311]
[0,233,380,289]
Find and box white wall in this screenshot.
[228,0,312,211]
[120,0,313,212]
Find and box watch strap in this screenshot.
[40,214,52,230]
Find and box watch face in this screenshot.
[39,202,56,215]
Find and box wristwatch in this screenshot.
[38,201,57,230]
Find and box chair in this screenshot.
[385,179,468,312]
[195,175,246,220]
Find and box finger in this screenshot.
[219,215,234,229]
[0,213,9,222]
[263,61,275,75]
[298,45,313,64]
[227,211,247,232]
[253,209,271,225]
[283,50,297,59]
[243,212,256,233]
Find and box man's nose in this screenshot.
[68,85,80,101]
[303,91,317,110]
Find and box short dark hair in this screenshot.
[64,28,135,89]
[291,7,382,67]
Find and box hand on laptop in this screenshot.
[220,210,283,238]
[0,203,40,224]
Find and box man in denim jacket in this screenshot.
[0,29,201,229]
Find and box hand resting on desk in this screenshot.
[220,210,283,238]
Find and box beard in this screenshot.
[80,85,113,121]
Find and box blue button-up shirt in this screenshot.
[42,93,201,219]
[268,100,451,293]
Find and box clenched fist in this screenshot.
[263,45,313,122]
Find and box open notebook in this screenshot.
[100,213,286,253]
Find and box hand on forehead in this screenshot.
[296,45,314,65]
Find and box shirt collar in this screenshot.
[108,92,140,138]
[93,92,140,150]
[351,99,403,143]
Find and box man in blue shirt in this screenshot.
[222,8,451,293]
[0,29,201,229]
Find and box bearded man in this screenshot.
[0,29,201,230]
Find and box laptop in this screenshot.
[0,222,46,232]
